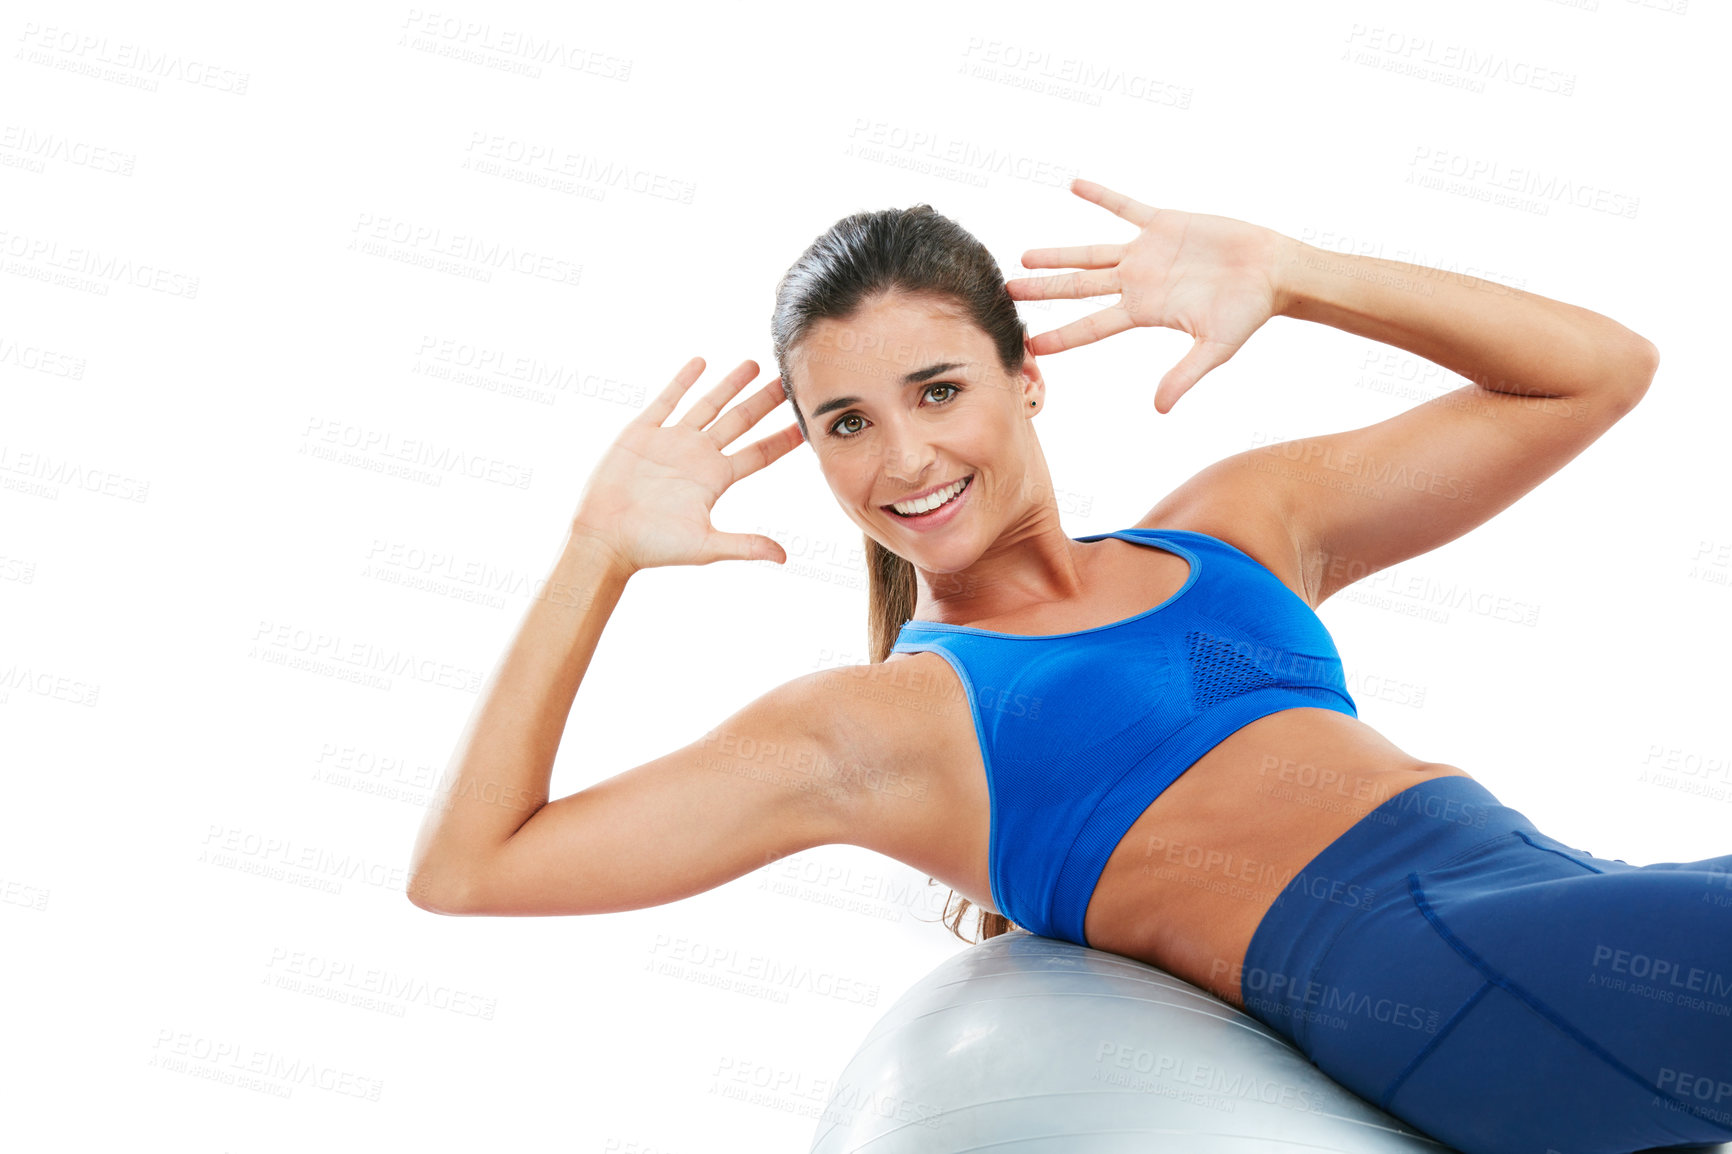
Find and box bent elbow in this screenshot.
[1595,335,1658,418]
[1631,335,1660,386]
[406,868,482,916]
[1623,334,1660,394]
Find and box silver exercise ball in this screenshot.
[809,930,1453,1153]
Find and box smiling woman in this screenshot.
[407,181,1732,1154]
[768,204,1044,941]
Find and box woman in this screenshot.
[408,179,1729,1154]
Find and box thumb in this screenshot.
[708,532,786,565]
[1154,337,1236,414]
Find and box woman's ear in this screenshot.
[1019,336,1045,409]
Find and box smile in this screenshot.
[887,475,973,518]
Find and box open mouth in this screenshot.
[886,475,973,518]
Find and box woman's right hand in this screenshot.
[567,357,805,574]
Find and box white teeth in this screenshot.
[891,477,969,516]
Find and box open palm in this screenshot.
[570,357,804,572]
[1005,179,1295,413]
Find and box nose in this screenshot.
[880,425,937,487]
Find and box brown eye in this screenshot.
[828,382,962,439]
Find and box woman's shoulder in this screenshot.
[803,656,974,766]
[1126,452,1313,606]
[799,655,983,854]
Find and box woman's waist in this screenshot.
[1080,708,1476,986]
[1115,706,1469,875]
[1227,764,1532,1045]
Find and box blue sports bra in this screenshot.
[889,527,1358,947]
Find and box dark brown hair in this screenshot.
[770,204,1027,943]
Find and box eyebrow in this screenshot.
[809,362,968,419]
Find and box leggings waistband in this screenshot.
[1240,773,1533,1043]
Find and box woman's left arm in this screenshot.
[1261,242,1657,604]
[1009,179,1660,607]
[1280,244,1657,405]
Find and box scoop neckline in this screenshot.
[894,529,1201,641]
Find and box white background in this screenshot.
[2,0,1724,1149]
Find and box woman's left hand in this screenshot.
[1006,178,1297,414]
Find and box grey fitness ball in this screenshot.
[809,930,1456,1153]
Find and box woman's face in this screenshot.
[790,291,1044,571]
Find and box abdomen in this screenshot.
[1082,706,1472,1007]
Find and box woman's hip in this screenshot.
[1239,774,1526,1059]
[1239,773,1732,1151]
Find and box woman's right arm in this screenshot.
[406,356,815,915]
[408,543,850,916]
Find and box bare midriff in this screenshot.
[1075,705,1472,1011]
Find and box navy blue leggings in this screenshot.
[1241,773,1732,1154]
